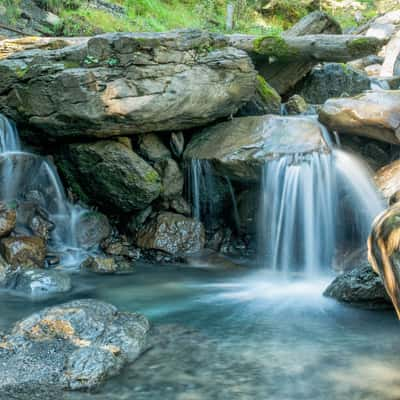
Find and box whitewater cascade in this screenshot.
[188,122,385,275]
[0,114,89,267]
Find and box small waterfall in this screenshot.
[0,114,90,267]
[259,147,384,275]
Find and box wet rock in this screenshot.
[136,212,205,255]
[319,91,400,144]
[0,236,46,268]
[101,237,141,260]
[170,132,185,158]
[65,140,161,212]
[238,75,281,116]
[184,115,329,181]
[285,94,308,115]
[10,268,72,298]
[155,158,184,200]
[237,189,260,235]
[29,213,54,241]
[0,202,16,237]
[137,133,172,163]
[169,197,191,217]
[298,63,370,104]
[76,211,111,249]
[323,265,391,309]
[0,299,149,393]
[81,255,133,274]
[0,31,256,140]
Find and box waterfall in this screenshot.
[259,148,385,275]
[0,114,89,267]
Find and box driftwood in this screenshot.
[227,34,385,62]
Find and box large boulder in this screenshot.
[0,299,149,395]
[0,30,256,140]
[324,265,391,309]
[183,115,330,180]
[298,63,371,104]
[136,212,205,255]
[319,91,400,144]
[63,140,161,212]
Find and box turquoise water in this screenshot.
[1,265,399,400]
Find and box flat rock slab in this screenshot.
[319,90,400,144]
[184,115,330,180]
[0,299,149,396]
[0,30,256,140]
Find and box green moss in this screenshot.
[15,66,29,79]
[144,169,160,184]
[348,37,377,56]
[253,34,299,60]
[62,60,81,69]
[256,75,281,103]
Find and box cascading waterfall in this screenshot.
[259,147,385,275]
[0,114,89,267]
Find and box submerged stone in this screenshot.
[136,211,205,255]
[82,255,133,274]
[183,115,330,180]
[10,268,72,298]
[319,90,400,144]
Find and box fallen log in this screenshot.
[244,11,342,94]
[227,34,387,62]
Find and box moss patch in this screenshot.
[348,37,378,56]
[253,34,299,60]
[256,75,281,104]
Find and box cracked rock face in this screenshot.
[0,30,256,140]
[0,299,150,395]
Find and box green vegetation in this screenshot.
[1,0,394,37]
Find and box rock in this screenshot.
[368,204,400,317]
[76,210,111,249]
[169,197,191,217]
[184,115,329,180]
[0,31,256,140]
[28,213,54,241]
[170,131,185,158]
[364,63,382,76]
[237,75,281,116]
[319,90,400,145]
[348,54,384,71]
[375,159,400,200]
[237,189,260,234]
[155,158,184,200]
[285,94,308,115]
[0,236,46,268]
[10,268,72,298]
[366,23,396,41]
[298,63,370,104]
[323,265,391,309]
[137,133,172,163]
[127,206,153,235]
[0,299,149,393]
[0,202,16,237]
[64,140,161,212]
[81,255,133,274]
[101,237,141,260]
[136,212,205,255]
[380,31,400,77]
